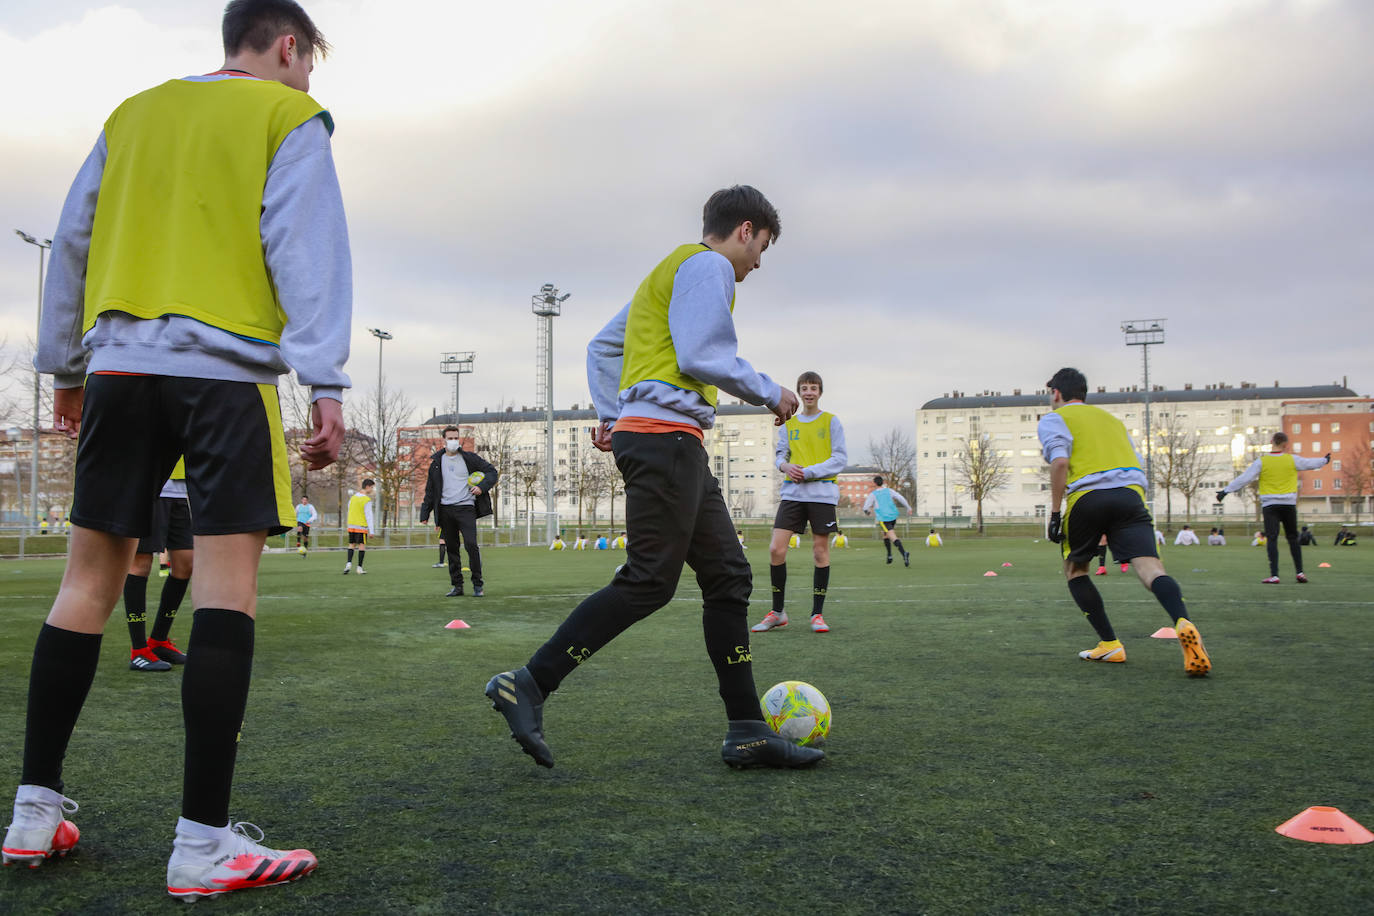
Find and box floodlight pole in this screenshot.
[369,328,392,472]
[532,284,568,543]
[1121,319,1166,504]
[440,351,476,428]
[16,230,50,534]
[717,428,740,513]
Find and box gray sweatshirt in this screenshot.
[586,249,780,430]
[34,73,352,402]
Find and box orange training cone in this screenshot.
[1002,562,1013,567]
[1151,627,1177,639]
[1275,806,1374,844]
[445,619,471,630]
[1318,562,1331,568]
[983,571,998,577]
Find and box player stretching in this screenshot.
[752,371,847,634]
[1217,431,1329,583]
[863,476,911,565]
[485,185,821,770]
[1038,368,1209,677]
[4,0,348,898]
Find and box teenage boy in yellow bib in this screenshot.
[752,371,847,634]
[5,0,348,898]
[486,186,822,771]
[1038,368,1210,677]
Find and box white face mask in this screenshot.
[445,439,461,453]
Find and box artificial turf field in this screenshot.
[1,536,1371,914]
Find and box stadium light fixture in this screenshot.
[440,351,476,428]
[1121,318,1166,502]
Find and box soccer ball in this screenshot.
[761,681,830,747]
[297,546,307,555]
[467,471,485,486]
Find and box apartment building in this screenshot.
[1281,397,1374,517]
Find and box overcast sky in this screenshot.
[2,0,1369,454]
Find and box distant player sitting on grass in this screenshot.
[485,184,820,770]
[926,528,942,547]
[863,476,911,565]
[752,370,847,635]
[550,533,566,550]
[1038,368,1210,677]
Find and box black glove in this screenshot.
[1324,452,1332,463]
[1215,489,1227,503]
[1047,512,1064,544]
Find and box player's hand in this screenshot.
[591,420,613,452]
[53,386,84,440]
[301,397,344,470]
[468,485,482,495]
[1215,489,1227,503]
[1047,512,1064,544]
[781,462,805,483]
[771,387,799,425]
[1324,452,1332,463]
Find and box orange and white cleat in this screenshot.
[1094,566,1107,576]
[1078,641,1126,663]
[3,785,80,868]
[167,821,316,900]
[810,614,830,633]
[750,611,789,632]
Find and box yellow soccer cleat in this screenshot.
[1175,618,1211,678]
[1078,640,1126,663]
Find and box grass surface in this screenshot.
[1,537,1371,914]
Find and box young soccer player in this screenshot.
[1038,368,1209,677]
[550,533,567,550]
[752,371,847,634]
[926,528,943,548]
[124,460,194,672]
[485,185,819,770]
[294,496,317,554]
[863,476,911,565]
[1217,431,1330,583]
[5,0,348,898]
[343,479,376,574]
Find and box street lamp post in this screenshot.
[716,428,740,515]
[440,351,476,428]
[16,230,51,534]
[532,284,569,543]
[1122,319,1166,506]
[368,328,392,524]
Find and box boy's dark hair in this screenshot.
[361,478,375,488]
[873,475,884,486]
[1272,431,1288,447]
[702,185,781,242]
[443,425,461,437]
[796,371,823,393]
[1046,368,1088,402]
[223,0,330,59]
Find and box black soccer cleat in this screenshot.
[485,667,553,768]
[903,551,911,567]
[721,720,824,769]
[446,586,463,597]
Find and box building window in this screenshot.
[1331,422,1341,433]
[1312,479,1322,490]
[1312,423,1322,433]
[1334,479,1343,490]
[1294,443,1303,452]
[1333,460,1342,471]
[1332,441,1341,451]
[1292,424,1302,434]
[1034,505,1046,518]
[1312,442,1321,453]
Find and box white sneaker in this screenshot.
[356,567,368,575]
[166,819,317,900]
[342,562,352,575]
[2,785,79,868]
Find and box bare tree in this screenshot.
[472,403,521,526]
[953,432,1012,534]
[350,384,415,529]
[1229,430,1270,524]
[868,428,917,512]
[1151,411,1212,527]
[512,458,543,524]
[1340,441,1374,525]
[574,444,610,527]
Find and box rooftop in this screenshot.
[921,383,1357,411]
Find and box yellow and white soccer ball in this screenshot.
[761,680,831,747]
[297,546,307,555]
[788,533,800,548]
[467,471,485,486]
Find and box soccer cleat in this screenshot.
[903,551,911,567]
[341,562,351,575]
[130,646,172,672]
[166,821,316,900]
[431,562,445,568]
[1261,575,1280,584]
[356,567,367,575]
[751,611,788,632]
[1120,563,1129,573]
[1296,573,1308,584]
[446,586,464,597]
[148,638,187,665]
[810,614,829,633]
[1095,566,1107,576]
[721,720,824,769]
[485,667,553,768]
[885,555,893,565]
[1078,641,1126,663]
[1175,618,1211,678]
[3,785,80,868]
[473,586,484,597]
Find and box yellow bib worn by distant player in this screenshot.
[833,533,848,548]
[785,412,836,481]
[1258,453,1299,496]
[347,492,371,530]
[86,77,330,344]
[619,244,734,407]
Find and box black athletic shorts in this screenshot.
[1062,486,1157,565]
[773,500,838,535]
[297,522,311,535]
[348,531,367,545]
[70,374,295,538]
[136,496,193,554]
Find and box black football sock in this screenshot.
[356,549,365,568]
[346,548,354,563]
[1288,539,1303,575]
[438,544,446,564]
[180,608,253,828]
[21,625,103,793]
[893,539,906,555]
[884,540,892,557]
[1067,576,1115,641]
[770,563,786,613]
[150,575,190,642]
[1149,575,1189,625]
[527,585,639,696]
[702,603,765,721]
[124,573,149,649]
[812,566,830,616]
[1096,546,1108,567]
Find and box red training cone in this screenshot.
[1151,627,1177,639]
[445,619,471,630]
[1318,562,1331,568]
[983,571,998,577]
[1275,806,1373,844]
[1002,562,1013,567]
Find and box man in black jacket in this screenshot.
[419,426,499,596]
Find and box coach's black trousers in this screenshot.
[437,503,482,588]
[1262,504,1303,576]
